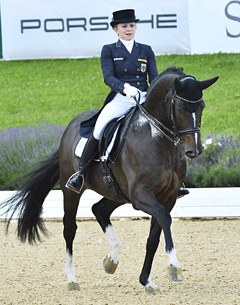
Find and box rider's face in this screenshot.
[114,22,136,41]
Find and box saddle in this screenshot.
[75,105,137,201]
[75,106,136,160]
[99,105,137,161]
[98,116,124,161]
[98,106,137,201]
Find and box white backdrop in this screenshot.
[0,0,239,60]
[189,0,240,54]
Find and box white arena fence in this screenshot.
[0,188,240,219]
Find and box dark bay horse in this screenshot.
[1,67,218,293]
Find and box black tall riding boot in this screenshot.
[177,187,189,198]
[65,134,99,193]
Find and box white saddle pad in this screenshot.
[75,137,88,157]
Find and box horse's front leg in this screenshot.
[92,197,123,274]
[63,190,81,291]
[165,247,183,281]
[139,216,161,294]
[158,205,183,282]
[133,189,183,291]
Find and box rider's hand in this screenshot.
[123,83,139,98]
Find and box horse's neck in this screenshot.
[144,89,171,128]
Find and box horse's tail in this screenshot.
[0,149,60,244]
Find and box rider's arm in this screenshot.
[100,44,125,94]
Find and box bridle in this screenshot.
[171,93,202,136]
[134,90,202,146]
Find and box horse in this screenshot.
[1,67,218,293]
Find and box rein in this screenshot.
[134,94,180,146]
[134,90,202,146]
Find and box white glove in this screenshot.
[123,83,139,98]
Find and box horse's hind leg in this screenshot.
[92,197,123,274]
[63,189,82,291]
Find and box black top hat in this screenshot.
[110,9,139,27]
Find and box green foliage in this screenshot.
[185,135,240,187]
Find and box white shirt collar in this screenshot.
[119,38,134,53]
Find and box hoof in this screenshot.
[145,286,156,295]
[103,255,118,274]
[167,265,183,281]
[67,282,80,291]
[145,282,158,295]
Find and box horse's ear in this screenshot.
[174,78,185,93]
[198,76,219,90]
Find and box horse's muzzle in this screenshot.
[184,144,203,159]
[185,149,201,159]
[182,134,203,159]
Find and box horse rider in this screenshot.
[66,9,159,193]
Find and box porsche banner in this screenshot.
[0,0,239,60]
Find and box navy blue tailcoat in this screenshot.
[80,40,158,137]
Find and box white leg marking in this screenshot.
[64,250,78,283]
[165,248,181,268]
[145,276,158,290]
[105,224,122,264]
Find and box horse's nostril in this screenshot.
[186,151,197,159]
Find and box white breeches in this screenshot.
[93,92,146,140]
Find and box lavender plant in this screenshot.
[0,124,239,189]
[0,123,65,189]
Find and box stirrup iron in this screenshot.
[65,171,84,194]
